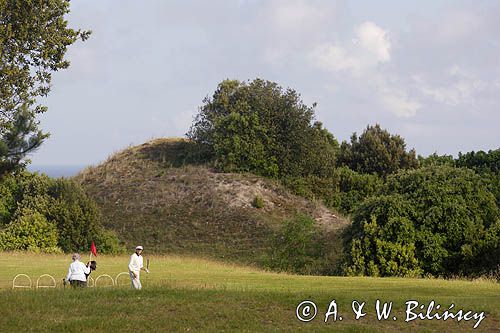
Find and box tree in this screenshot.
[188,79,338,178]
[456,149,500,174]
[418,152,455,167]
[0,0,90,175]
[0,105,48,174]
[338,124,418,177]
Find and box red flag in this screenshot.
[90,240,97,257]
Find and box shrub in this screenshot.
[94,229,126,254]
[0,172,122,254]
[343,166,499,277]
[252,195,264,209]
[45,178,103,253]
[0,209,60,253]
[334,167,383,215]
[342,196,422,277]
[281,168,382,216]
[265,214,338,275]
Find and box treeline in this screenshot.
[0,172,124,254]
[188,78,500,278]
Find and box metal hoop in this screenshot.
[12,274,32,290]
[87,276,95,287]
[94,274,115,287]
[114,272,130,286]
[36,274,56,289]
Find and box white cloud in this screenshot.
[259,0,339,64]
[414,66,487,106]
[309,21,420,117]
[378,86,421,117]
[355,21,391,62]
[309,21,390,76]
[309,44,361,73]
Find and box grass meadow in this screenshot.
[0,252,498,332]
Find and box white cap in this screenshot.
[136,245,143,250]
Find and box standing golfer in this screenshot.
[65,253,91,287]
[128,245,149,289]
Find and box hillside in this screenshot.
[75,138,349,264]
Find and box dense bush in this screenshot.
[45,178,104,252]
[188,79,339,178]
[334,167,383,214]
[282,167,382,215]
[264,214,339,275]
[0,209,60,252]
[94,229,126,255]
[0,172,123,253]
[343,166,499,277]
[455,149,500,209]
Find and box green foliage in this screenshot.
[281,175,338,204]
[0,208,60,252]
[456,149,500,173]
[0,174,18,224]
[188,79,338,178]
[0,0,90,174]
[265,214,336,275]
[334,167,383,214]
[251,196,264,209]
[343,166,500,277]
[343,196,422,277]
[418,152,455,167]
[455,149,500,208]
[44,178,104,253]
[140,139,213,167]
[0,172,121,253]
[94,229,126,255]
[0,105,49,175]
[338,124,418,177]
[281,167,382,215]
[343,214,422,277]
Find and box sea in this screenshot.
[27,165,86,178]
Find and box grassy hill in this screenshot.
[75,138,349,265]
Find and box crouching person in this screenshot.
[65,253,90,287]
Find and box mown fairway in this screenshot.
[0,253,498,332]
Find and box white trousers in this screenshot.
[129,271,142,290]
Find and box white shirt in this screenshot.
[128,253,143,273]
[66,260,91,282]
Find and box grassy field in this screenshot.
[0,252,498,332]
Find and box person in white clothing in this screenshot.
[65,253,91,287]
[128,245,149,289]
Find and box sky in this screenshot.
[29,0,500,168]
